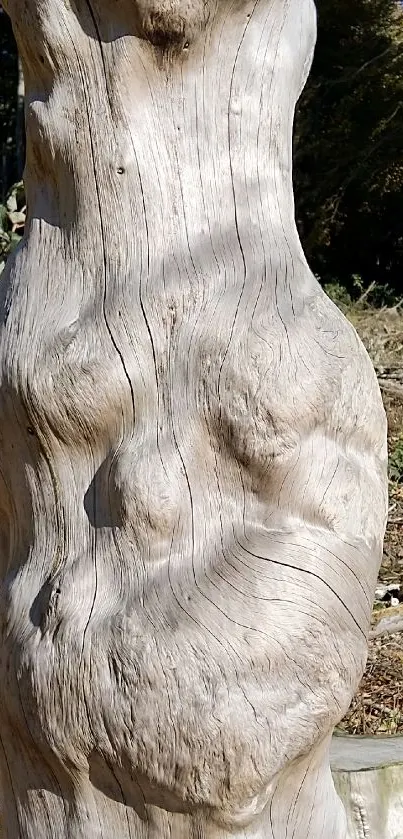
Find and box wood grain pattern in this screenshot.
[332,737,403,838]
[0,0,388,836]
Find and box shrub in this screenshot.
[0,180,25,274]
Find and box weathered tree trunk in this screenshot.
[331,737,403,838]
[0,0,388,837]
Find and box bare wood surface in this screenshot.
[0,0,388,836]
[331,737,403,839]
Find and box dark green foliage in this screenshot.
[294,0,403,298]
[0,7,19,200]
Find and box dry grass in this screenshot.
[337,301,403,736]
[349,303,403,377]
[338,632,403,736]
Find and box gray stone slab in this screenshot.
[331,735,403,771]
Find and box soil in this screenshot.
[337,305,403,735]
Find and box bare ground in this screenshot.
[337,304,403,735]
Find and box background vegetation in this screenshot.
[294,0,403,302]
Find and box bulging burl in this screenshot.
[0,0,387,837]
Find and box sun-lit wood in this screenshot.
[0,0,388,836]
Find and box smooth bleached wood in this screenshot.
[331,737,403,838]
[0,0,388,837]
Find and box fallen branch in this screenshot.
[370,616,403,639]
[378,379,403,398]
